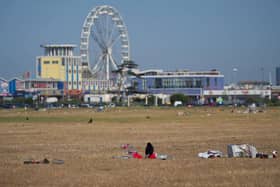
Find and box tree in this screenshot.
[170,93,188,105]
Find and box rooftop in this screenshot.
[40,44,77,48]
[138,69,222,76]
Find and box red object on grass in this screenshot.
[132,152,143,159]
[148,153,157,159]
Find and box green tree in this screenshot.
[170,93,188,105]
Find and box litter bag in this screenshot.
[227,144,257,158]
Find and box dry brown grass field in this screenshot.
[0,106,279,187]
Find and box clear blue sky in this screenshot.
[0,0,279,84]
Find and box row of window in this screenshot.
[68,81,82,85]
[43,60,59,64]
[43,60,81,66]
[63,58,80,66]
[68,70,82,74]
[141,77,219,90]
[155,78,202,89]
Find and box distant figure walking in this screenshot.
[145,142,156,159]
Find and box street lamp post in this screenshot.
[260,67,264,82]
[232,68,238,86]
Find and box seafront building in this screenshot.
[0,45,277,103]
[36,44,82,94]
[132,69,224,96]
[8,77,64,97]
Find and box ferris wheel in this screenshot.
[80,5,130,80]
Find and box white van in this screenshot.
[174,101,183,107]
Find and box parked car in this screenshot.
[174,101,183,107]
[108,103,116,108]
[79,103,93,108]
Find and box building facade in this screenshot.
[0,78,9,96]
[8,78,64,97]
[36,45,82,91]
[132,69,224,96]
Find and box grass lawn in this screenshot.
[0,106,279,187]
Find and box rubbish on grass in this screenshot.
[227,144,257,158]
[272,150,278,158]
[146,152,157,159]
[112,155,131,159]
[256,150,277,159]
[24,160,40,164]
[121,144,137,154]
[256,153,272,159]
[157,154,172,160]
[199,145,276,159]
[132,152,143,159]
[198,150,223,159]
[52,159,64,164]
[121,144,130,149]
[24,158,64,164]
[24,158,50,164]
[115,144,172,160]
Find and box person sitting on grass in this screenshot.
[145,142,157,159]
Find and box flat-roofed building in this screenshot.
[8,77,64,97]
[36,44,82,91]
[132,69,224,96]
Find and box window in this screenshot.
[37,59,41,76]
[196,80,202,88]
[142,79,147,90]
[206,78,210,87]
[214,78,218,86]
[132,80,138,89]
[52,60,59,64]
[155,78,162,88]
[44,61,50,64]
[193,79,196,88]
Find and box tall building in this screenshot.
[36,45,82,91]
[276,67,280,86]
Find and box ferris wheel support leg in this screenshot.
[106,54,110,80]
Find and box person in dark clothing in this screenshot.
[145,142,154,158]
